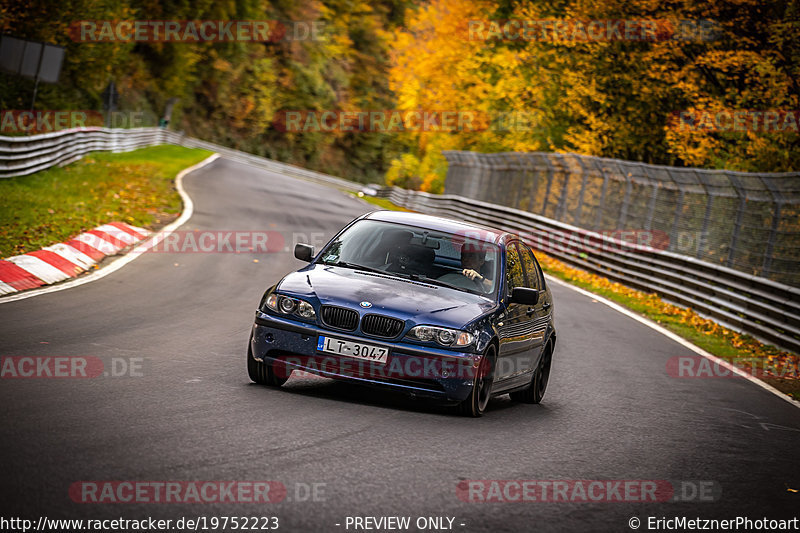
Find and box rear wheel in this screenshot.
[247,345,288,387]
[510,341,552,404]
[458,346,495,417]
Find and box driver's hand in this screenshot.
[462,268,482,280]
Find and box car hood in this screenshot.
[277,264,497,329]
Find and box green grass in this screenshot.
[357,194,413,212]
[550,273,747,358]
[542,265,800,401]
[0,145,212,257]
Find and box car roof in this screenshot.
[363,210,510,244]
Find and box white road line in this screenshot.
[5,255,71,284]
[545,274,800,410]
[0,153,220,304]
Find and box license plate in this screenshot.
[317,336,389,364]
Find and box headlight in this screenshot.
[297,300,315,318]
[436,329,455,345]
[412,326,435,342]
[279,296,297,314]
[263,293,316,320]
[408,325,474,347]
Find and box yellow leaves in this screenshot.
[539,250,798,378]
[212,58,232,73]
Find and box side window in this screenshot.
[505,242,526,297]
[520,244,542,291]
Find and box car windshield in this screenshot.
[317,219,500,297]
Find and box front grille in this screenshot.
[320,305,359,331]
[361,314,404,338]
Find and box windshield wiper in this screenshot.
[324,261,387,274]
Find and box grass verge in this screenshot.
[357,194,413,212]
[357,194,800,401]
[0,145,213,258]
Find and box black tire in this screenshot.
[247,345,288,387]
[510,341,552,404]
[458,346,496,417]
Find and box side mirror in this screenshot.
[510,287,539,306]
[294,243,314,262]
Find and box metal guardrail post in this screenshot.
[554,153,570,222]
[725,173,747,267]
[495,153,513,207]
[669,185,686,254]
[525,154,540,213]
[594,159,610,231]
[762,177,785,278]
[513,153,527,210]
[474,153,489,200]
[643,167,660,232]
[695,170,714,260]
[573,155,589,226]
[448,152,466,196]
[541,155,555,217]
[617,161,633,229]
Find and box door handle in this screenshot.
[526,307,535,316]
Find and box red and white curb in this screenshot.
[0,222,151,295]
[0,153,220,303]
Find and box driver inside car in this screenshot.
[460,249,492,291]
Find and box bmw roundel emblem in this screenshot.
[360,301,372,308]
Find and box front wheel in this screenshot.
[458,346,495,417]
[247,345,288,387]
[510,341,552,404]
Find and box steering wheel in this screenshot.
[438,272,485,291]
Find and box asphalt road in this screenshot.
[0,157,798,532]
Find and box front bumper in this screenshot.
[251,311,481,403]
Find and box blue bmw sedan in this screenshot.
[248,210,556,416]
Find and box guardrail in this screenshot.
[1,128,797,353]
[0,128,172,178]
[0,128,363,193]
[374,187,800,355]
[443,151,800,287]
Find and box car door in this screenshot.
[495,241,536,382]
[519,243,549,362]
